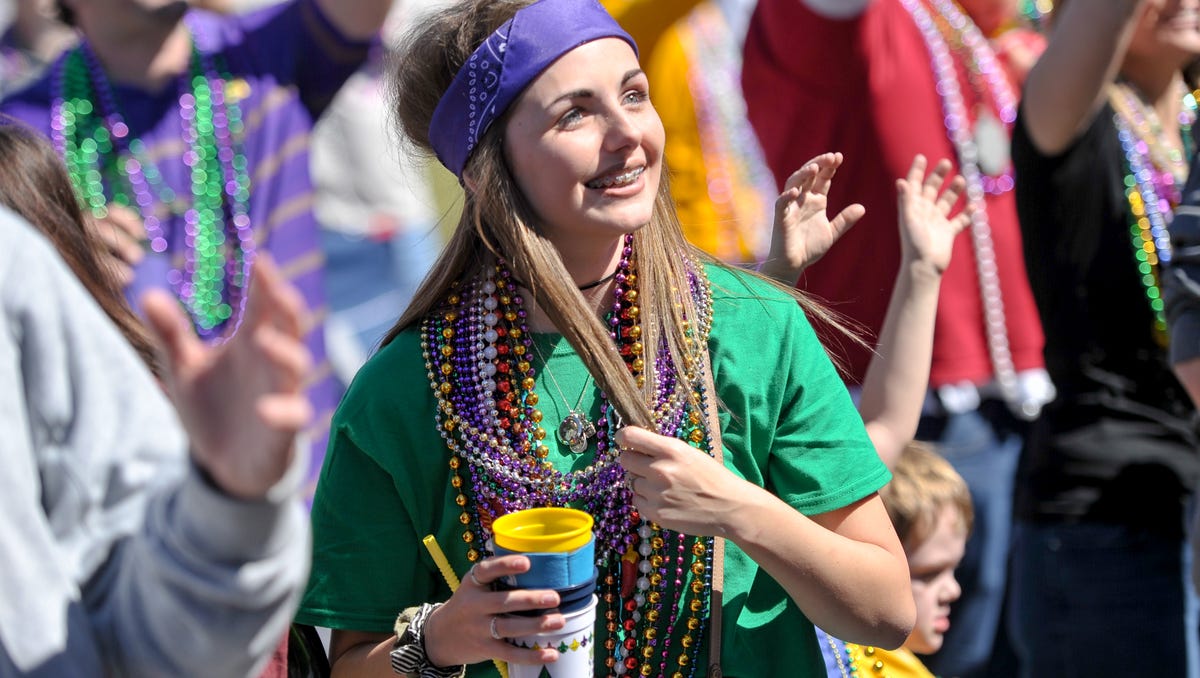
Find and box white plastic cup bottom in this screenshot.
[506,594,598,678]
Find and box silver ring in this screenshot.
[468,565,485,588]
[490,615,502,640]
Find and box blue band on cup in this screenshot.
[499,569,598,616]
[490,535,595,589]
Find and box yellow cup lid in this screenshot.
[492,507,594,553]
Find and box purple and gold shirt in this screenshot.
[1,0,373,499]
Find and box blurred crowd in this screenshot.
[3,0,1200,676]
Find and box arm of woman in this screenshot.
[328,556,566,677]
[617,427,914,649]
[328,631,394,678]
[1022,0,1143,155]
[858,156,969,466]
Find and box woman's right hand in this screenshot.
[423,555,566,668]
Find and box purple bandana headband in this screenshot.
[428,0,638,179]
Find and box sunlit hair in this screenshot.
[0,117,160,377]
[384,0,857,425]
[880,441,974,553]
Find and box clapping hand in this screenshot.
[141,255,313,500]
[897,155,971,275]
[760,152,866,284]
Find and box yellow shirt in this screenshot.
[845,644,938,678]
[606,2,776,263]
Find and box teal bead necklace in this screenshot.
[51,30,254,340]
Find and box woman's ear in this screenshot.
[463,172,479,194]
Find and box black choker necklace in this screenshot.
[577,271,616,291]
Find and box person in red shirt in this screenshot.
[742,1,1048,676]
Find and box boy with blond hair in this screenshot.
[836,442,974,677]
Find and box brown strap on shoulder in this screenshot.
[701,353,724,678]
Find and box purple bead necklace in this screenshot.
[420,235,717,677]
[51,27,254,341]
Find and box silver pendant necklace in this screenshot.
[534,341,596,454]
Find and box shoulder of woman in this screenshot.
[704,262,806,317]
[338,326,432,415]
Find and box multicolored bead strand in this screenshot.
[421,235,718,677]
[923,0,1020,195]
[901,0,1024,412]
[678,3,777,262]
[1110,83,1199,344]
[1019,0,1054,29]
[51,27,254,341]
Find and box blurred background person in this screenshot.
[310,1,444,385]
[0,0,392,501]
[742,1,1050,676]
[603,0,775,265]
[1011,0,1200,673]
[0,0,74,98]
[831,442,974,678]
[0,198,312,677]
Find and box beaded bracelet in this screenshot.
[390,603,465,678]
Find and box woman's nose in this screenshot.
[603,108,641,152]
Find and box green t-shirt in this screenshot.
[296,264,890,677]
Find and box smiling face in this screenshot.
[904,505,967,656]
[502,37,664,263]
[1126,0,1200,67]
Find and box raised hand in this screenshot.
[760,152,866,284]
[896,155,971,275]
[141,255,313,500]
[616,426,752,536]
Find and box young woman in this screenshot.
[1012,0,1200,673]
[0,117,158,374]
[295,0,917,675]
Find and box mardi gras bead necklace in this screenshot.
[921,0,1019,194]
[678,3,777,263]
[842,643,936,678]
[421,235,718,677]
[1110,82,1198,344]
[51,28,253,340]
[1019,0,1054,29]
[901,0,1022,410]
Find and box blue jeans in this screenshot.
[918,401,1024,678]
[321,227,439,384]
[1008,521,1192,677]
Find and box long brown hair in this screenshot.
[384,0,854,425]
[0,117,161,376]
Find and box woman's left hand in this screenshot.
[616,426,756,536]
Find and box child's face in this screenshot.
[904,505,967,655]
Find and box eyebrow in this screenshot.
[550,69,646,106]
